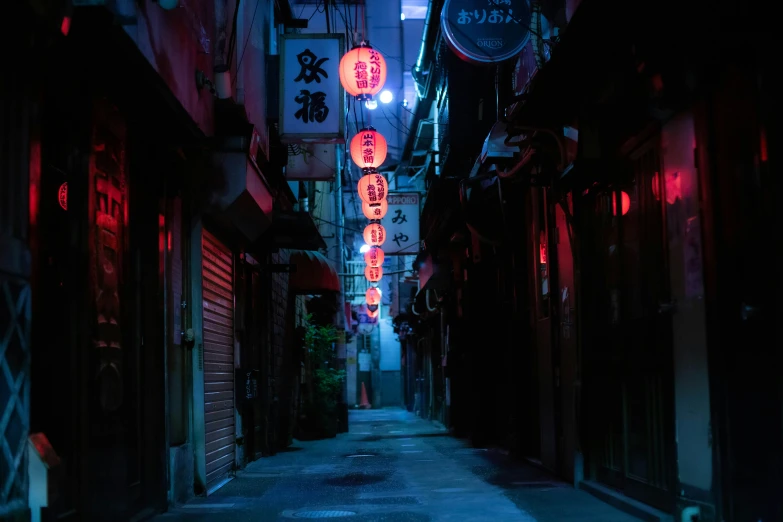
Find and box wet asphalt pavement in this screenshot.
[154,408,640,522]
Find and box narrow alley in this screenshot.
[155,410,638,522]
[4,1,781,521]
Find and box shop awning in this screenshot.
[211,137,274,243]
[289,250,340,295]
[506,0,627,127]
[267,211,327,251]
[420,178,462,250]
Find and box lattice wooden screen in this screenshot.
[0,276,31,508]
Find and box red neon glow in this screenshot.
[664,171,683,205]
[652,173,661,201]
[760,127,768,162]
[612,191,631,216]
[158,214,165,255]
[29,139,41,225]
[61,16,71,36]
[58,182,68,211]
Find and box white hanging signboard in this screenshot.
[381,193,420,255]
[279,34,345,143]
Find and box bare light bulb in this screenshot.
[380,90,393,104]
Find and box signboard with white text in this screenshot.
[441,0,531,65]
[279,34,345,142]
[381,193,420,255]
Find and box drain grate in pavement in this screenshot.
[291,510,357,518]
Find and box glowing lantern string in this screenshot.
[362,199,388,220]
[363,223,386,247]
[365,265,383,282]
[58,182,68,211]
[350,127,387,171]
[366,287,381,306]
[339,43,387,101]
[357,172,388,205]
[364,246,384,268]
[613,191,631,216]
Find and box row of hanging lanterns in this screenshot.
[339,42,389,314]
[353,128,388,292]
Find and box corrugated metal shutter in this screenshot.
[201,230,235,489]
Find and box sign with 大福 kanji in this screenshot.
[279,34,345,143]
[381,193,420,255]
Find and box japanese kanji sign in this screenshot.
[441,0,531,64]
[381,193,420,255]
[279,34,345,142]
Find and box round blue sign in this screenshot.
[441,0,531,65]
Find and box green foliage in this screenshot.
[314,368,346,405]
[300,314,345,438]
[303,313,340,365]
[303,313,345,403]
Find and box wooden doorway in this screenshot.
[582,139,676,512]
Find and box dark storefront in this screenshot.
[25,9,206,519]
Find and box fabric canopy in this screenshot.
[288,250,340,295]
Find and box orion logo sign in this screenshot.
[441,0,531,64]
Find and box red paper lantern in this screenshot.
[58,182,68,211]
[365,265,383,282]
[364,247,384,267]
[367,307,380,319]
[350,128,387,171]
[363,223,386,247]
[357,173,388,205]
[339,44,387,101]
[362,199,388,220]
[366,287,381,306]
[612,191,631,216]
[652,173,661,202]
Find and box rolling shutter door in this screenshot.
[201,230,235,489]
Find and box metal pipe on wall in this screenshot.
[334,146,345,331]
